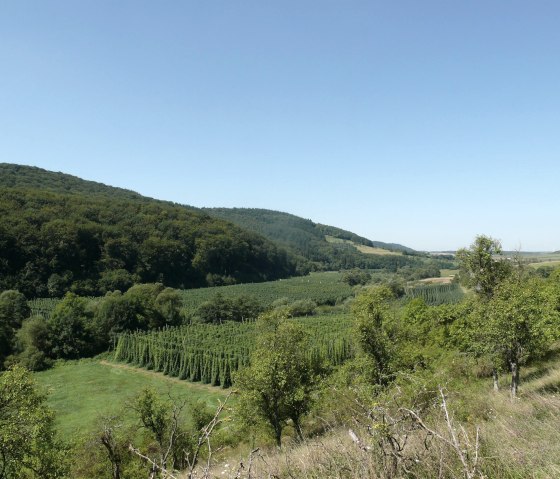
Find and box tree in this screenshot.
[235,312,314,447]
[484,277,558,398]
[0,366,67,478]
[456,235,511,299]
[10,316,52,371]
[132,388,193,472]
[352,285,395,386]
[0,290,30,365]
[0,290,30,330]
[456,235,513,389]
[48,292,96,359]
[342,269,372,286]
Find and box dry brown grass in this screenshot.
[184,352,560,478]
[355,245,402,256]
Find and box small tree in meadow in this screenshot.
[235,311,314,447]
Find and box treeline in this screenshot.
[0,172,300,297]
[0,284,183,370]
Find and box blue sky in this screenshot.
[1,1,559,251]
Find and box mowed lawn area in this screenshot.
[35,359,227,437]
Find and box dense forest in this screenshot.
[0,164,441,298]
[204,207,423,271]
[0,164,302,297]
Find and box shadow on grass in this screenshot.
[536,382,560,394]
[523,366,551,383]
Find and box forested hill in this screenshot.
[0,164,300,297]
[0,163,144,200]
[203,207,420,271]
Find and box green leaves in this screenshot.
[0,366,67,478]
[235,312,314,446]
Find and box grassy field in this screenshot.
[355,244,402,255]
[34,359,226,437]
[529,260,560,269]
[324,235,401,255]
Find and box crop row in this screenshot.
[113,314,355,387]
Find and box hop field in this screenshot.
[404,282,464,305]
[179,272,354,312]
[113,313,355,387]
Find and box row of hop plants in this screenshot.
[404,282,464,306]
[27,298,61,319]
[113,314,355,388]
[179,271,354,310]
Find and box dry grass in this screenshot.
[183,352,560,479]
[355,245,402,256]
[419,276,455,284]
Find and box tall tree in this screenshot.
[485,277,558,398]
[235,312,314,446]
[456,235,511,299]
[352,285,395,386]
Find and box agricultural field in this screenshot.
[113,313,355,386]
[404,282,464,305]
[355,244,402,255]
[34,359,225,437]
[28,297,61,319]
[324,235,401,255]
[179,271,354,312]
[26,272,354,319]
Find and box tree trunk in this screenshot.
[274,424,282,448]
[510,361,518,399]
[292,416,304,442]
[492,368,499,391]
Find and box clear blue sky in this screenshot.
[1,1,559,251]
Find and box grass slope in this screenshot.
[35,359,226,437]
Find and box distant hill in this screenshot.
[0,164,299,297]
[203,208,421,271]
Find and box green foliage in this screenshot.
[194,293,264,323]
[352,286,395,385]
[48,292,97,359]
[0,290,31,365]
[456,235,512,298]
[342,269,372,286]
[235,312,315,446]
[0,366,67,478]
[28,298,60,320]
[133,388,194,471]
[0,164,300,297]
[10,316,53,371]
[92,284,183,350]
[134,388,170,448]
